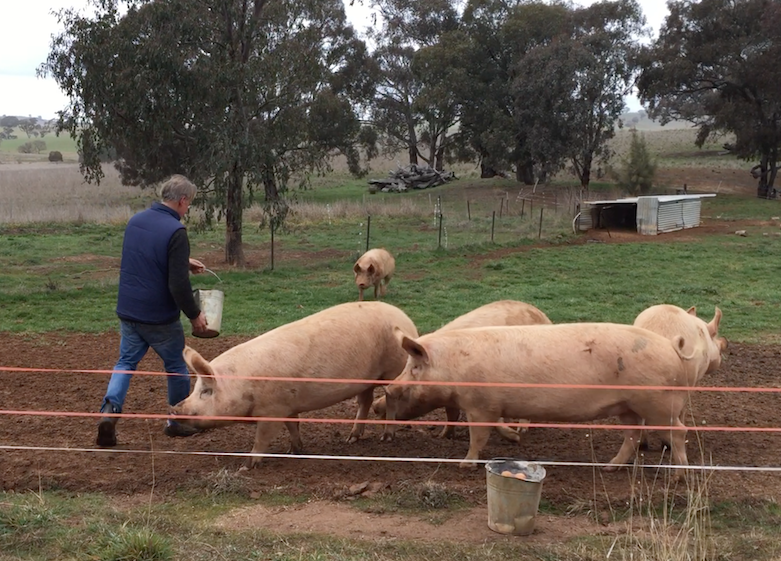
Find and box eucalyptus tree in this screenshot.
[455,0,643,186]
[638,0,781,197]
[455,0,572,183]
[367,0,459,167]
[40,0,375,265]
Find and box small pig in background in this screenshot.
[354,248,395,301]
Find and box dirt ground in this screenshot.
[1,332,780,504]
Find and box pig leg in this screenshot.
[460,411,497,469]
[496,418,524,443]
[347,387,375,443]
[245,421,287,469]
[373,282,381,300]
[285,416,304,454]
[381,391,401,441]
[604,412,644,472]
[438,407,461,438]
[381,275,391,297]
[358,286,365,301]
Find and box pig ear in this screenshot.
[401,335,430,365]
[183,346,216,377]
[686,306,697,316]
[367,264,375,275]
[353,262,361,274]
[707,307,722,337]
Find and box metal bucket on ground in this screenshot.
[485,458,546,536]
[192,289,224,338]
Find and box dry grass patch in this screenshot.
[0,163,154,224]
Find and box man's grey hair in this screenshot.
[160,174,197,202]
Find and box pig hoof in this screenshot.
[459,461,479,470]
[602,465,619,473]
[379,433,394,442]
[346,435,360,444]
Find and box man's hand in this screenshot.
[190,311,208,335]
[189,258,205,274]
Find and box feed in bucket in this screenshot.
[192,289,224,338]
[485,458,546,536]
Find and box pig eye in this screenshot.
[200,387,213,397]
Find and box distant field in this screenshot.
[0,126,79,163]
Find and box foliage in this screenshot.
[40,0,376,265]
[638,0,781,197]
[17,140,47,154]
[450,0,644,186]
[368,0,460,169]
[611,129,656,195]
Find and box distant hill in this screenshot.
[619,111,692,131]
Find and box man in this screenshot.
[96,174,209,447]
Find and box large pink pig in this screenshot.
[384,323,695,472]
[354,248,395,301]
[633,304,727,446]
[633,305,726,385]
[372,300,552,441]
[170,301,418,468]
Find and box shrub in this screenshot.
[611,129,656,196]
[48,151,64,162]
[17,141,47,155]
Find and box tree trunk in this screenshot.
[516,160,535,185]
[224,166,245,266]
[480,161,499,178]
[406,115,418,166]
[579,153,593,189]
[434,143,445,172]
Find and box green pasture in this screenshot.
[1,194,780,342]
[0,128,78,156]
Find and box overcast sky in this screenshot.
[0,0,669,119]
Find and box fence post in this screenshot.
[521,199,525,218]
[499,197,504,219]
[467,200,471,221]
[491,211,496,243]
[538,207,544,239]
[365,215,371,252]
[270,223,275,271]
[438,212,444,248]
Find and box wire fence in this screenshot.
[2,365,781,473]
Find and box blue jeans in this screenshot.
[102,319,191,414]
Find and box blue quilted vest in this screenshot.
[116,202,185,324]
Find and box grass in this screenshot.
[1,487,780,561]
[1,193,779,341]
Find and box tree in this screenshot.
[18,119,37,138]
[0,116,19,128]
[638,0,781,198]
[367,0,459,168]
[612,128,656,195]
[40,0,375,265]
[566,0,645,190]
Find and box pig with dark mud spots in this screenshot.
[354,248,395,301]
[170,301,418,468]
[384,323,696,473]
[373,300,552,441]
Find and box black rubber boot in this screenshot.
[96,402,120,447]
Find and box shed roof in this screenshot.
[585,193,717,205]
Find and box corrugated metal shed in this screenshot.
[578,194,716,235]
